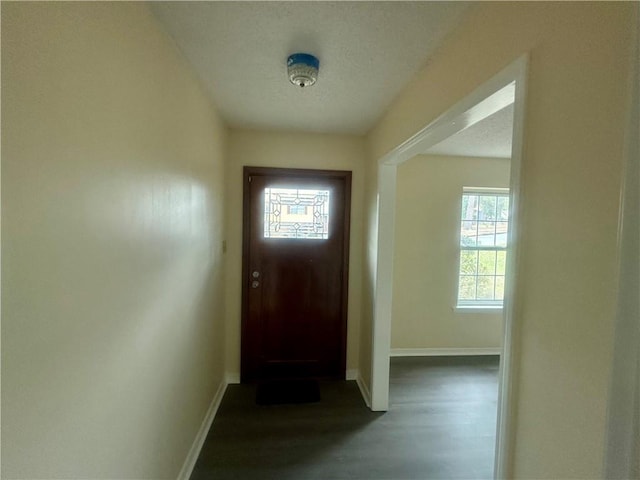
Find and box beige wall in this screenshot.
[225,129,365,378]
[392,155,509,350]
[1,3,227,479]
[604,14,640,477]
[365,2,637,478]
[358,139,377,392]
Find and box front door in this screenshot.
[241,167,351,382]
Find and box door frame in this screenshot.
[369,55,529,480]
[240,166,352,383]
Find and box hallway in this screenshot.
[4,3,636,478]
[190,356,499,480]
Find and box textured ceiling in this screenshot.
[424,103,514,159]
[151,1,470,134]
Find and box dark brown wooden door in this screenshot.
[241,167,351,382]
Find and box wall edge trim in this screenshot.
[355,371,372,408]
[390,347,502,357]
[177,378,228,480]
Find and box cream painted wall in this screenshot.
[392,155,509,350]
[364,2,637,478]
[358,139,377,392]
[225,129,365,378]
[604,15,640,477]
[2,3,227,479]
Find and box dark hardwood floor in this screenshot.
[190,356,499,480]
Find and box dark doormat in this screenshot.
[256,379,321,405]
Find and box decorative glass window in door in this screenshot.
[264,188,330,239]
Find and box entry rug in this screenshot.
[256,379,321,405]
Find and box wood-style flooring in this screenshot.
[190,356,499,480]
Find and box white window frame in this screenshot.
[456,187,510,310]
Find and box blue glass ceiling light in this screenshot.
[287,53,319,88]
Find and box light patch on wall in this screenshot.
[87,173,210,241]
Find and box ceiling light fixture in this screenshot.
[287,53,319,88]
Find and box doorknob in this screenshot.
[252,271,260,278]
[251,280,260,289]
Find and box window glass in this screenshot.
[264,188,330,240]
[457,190,509,307]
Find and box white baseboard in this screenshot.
[346,369,358,381]
[355,372,372,408]
[227,371,357,382]
[390,347,502,357]
[177,379,228,480]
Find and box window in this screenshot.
[287,205,308,215]
[457,188,509,308]
[263,187,330,240]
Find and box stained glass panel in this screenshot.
[264,187,330,240]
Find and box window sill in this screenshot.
[454,306,503,314]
